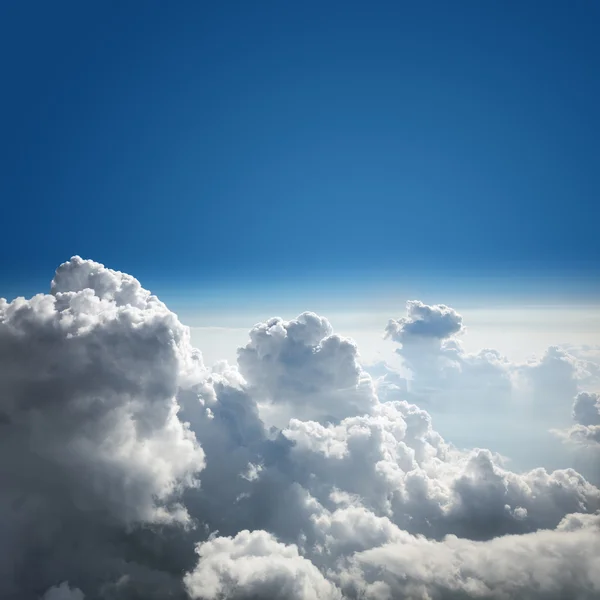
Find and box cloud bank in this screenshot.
[1,258,599,599]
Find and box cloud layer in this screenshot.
[1,258,599,599]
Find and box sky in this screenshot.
[1,0,599,300]
[1,3,600,600]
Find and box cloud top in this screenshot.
[385,300,464,344]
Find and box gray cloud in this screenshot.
[42,583,85,600]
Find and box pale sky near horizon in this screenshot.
[191,304,600,368]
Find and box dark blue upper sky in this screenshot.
[1,1,598,297]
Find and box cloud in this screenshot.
[338,511,600,600]
[238,312,376,425]
[1,258,600,599]
[282,402,600,541]
[553,392,600,485]
[383,302,594,412]
[384,301,511,403]
[385,300,464,344]
[573,391,600,426]
[42,583,84,600]
[522,346,583,414]
[184,530,342,600]
[0,257,206,598]
[378,300,600,479]
[554,391,600,449]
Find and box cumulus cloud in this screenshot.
[282,402,600,541]
[383,302,593,412]
[385,300,464,343]
[384,301,511,403]
[338,511,600,600]
[573,391,600,427]
[238,312,376,425]
[554,392,600,448]
[184,530,342,600]
[1,258,599,600]
[0,257,206,598]
[553,392,600,485]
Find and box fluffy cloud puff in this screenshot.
[553,392,600,449]
[2,258,600,600]
[573,391,600,427]
[385,300,464,343]
[238,312,376,425]
[553,392,600,485]
[282,402,600,541]
[184,530,342,600]
[338,511,600,599]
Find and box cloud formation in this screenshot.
[184,530,342,600]
[238,312,376,425]
[573,391,600,427]
[385,300,464,343]
[553,392,600,485]
[1,258,599,599]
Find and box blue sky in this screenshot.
[1,1,598,300]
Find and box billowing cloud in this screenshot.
[383,302,594,411]
[1,258,599,599]
[0,257,207,598]
[184,530,342,600]
[385,300,464,343]
[553,392,600,485]
[573,391,600,426]
[282,401,600,541]
[238,312,376,425]
[338,511,600,599]
[554,391,600,448]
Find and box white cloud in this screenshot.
[238,312,376,425]
[339,511,600,599]
[184,530,342,600]
[553,392,600,485]
[282,401,600,541]
[385,300,464,343]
